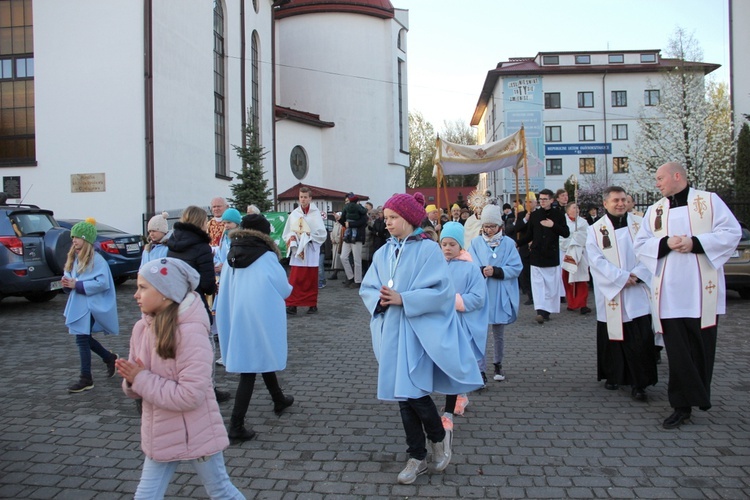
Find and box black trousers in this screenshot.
[398,396,445,460]
[596,315,658,389]
[662,317,717,410]
[232,372,282,421]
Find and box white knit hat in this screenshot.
[147,212,169,233]
[480,204,503,226]
[139,258,199,304]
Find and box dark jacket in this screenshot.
[516,207,570,267]
[507,210,531,258]
[167,222,217,296]
[341,202,368,243]
[226,228,280,269]
[369,217,389,252]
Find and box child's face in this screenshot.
[223,221,238,231]
[441,238,461,260]
[148,229,166,242]
[384,208,413,239]
[71,237,86,252]
[482,223,501,237]
[134,275,170,315]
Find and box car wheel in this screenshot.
[44,227,72,274]
[24,291,59,303]
[739,289,750,300]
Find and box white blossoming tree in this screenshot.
[627,28,734,195]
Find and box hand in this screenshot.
[214,263,223,273]
[563,255,576,265]
[61,276,76,289]
[667,235,693,253]
[540,219,554,228]
[624,275,638,287]
[116,357,145,385]
[482,265,494,278]
[379,286,403,306]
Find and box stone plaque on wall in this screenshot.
[3,176,21,198]
[71,173,106,193]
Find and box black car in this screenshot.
[0,200,71,302]
[57,219,144,285]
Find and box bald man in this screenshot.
[634,162,741,429]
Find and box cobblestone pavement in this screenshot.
[1,275,749,499]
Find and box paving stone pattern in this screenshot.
[1,277,749,499]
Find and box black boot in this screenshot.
[228,415,256,442]
[263,372,294,416]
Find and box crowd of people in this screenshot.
[59,161,742,493]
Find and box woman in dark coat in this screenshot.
[166,205,217,320]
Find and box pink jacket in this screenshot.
[123,293,229,461]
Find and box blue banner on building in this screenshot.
[545,143,612,155]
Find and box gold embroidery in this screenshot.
[693,195,707,219]
[632,221,640,233]
[608,299,619,311]
[705,280,716,294]
[474,148,487,159]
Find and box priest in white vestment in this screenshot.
[634,162,741,429]
[587,187,657,402]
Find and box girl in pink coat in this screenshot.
[117,257,244,499]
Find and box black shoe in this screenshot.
[106,352,118,378]
[328,272,339,280]
[68,376,94,393]
[228,425,257,442]
[479,371,487,390]
[273,394,295,416]
[560,297,567,304]
[604,383,619,390]
[580,307,592,315]
[306,306,318,314]
[214,388,231,403]
[663,408,691,429]
[342,278,354,286]
[524,298,533,305]
[631,387,647,402]
[535,314,545,324]
[286,306,297,315]
[347,282,361,289]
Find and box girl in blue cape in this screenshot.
[468,204,522,383]
[62,218,119,393]
[215,214,294,442]
[438,222,489,430]
[141,212,171,266]
[359,193,483,485]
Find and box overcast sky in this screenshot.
[403,0,730,130]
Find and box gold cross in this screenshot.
[693,195,707,219]
[608,299,619,310]
[705,280,716,294]
[632,221,640,233]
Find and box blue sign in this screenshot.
[507,111,542,139]
[545,143,612,156]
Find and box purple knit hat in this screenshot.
[384,193,424,227]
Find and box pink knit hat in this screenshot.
[384,193,424,228]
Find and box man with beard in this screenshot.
[587,186,657,402]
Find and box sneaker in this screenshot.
[106,353,118,378]
[318,283,326,289]
[441,413,454,431]
[397,458,427,484]
[68,377,94,393]
[216,357,224,366]
[430,438,451,472]
[493,363,505,381]
[454,395,469,416]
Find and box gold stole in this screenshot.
[648,190,716,333]
[593,215,640,341]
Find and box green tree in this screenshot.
[627,28,734,193]
[229,112,272,212]
[407,111,437,188]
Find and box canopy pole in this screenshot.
[521,126,530,198]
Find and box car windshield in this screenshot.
[11,213,57,236]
